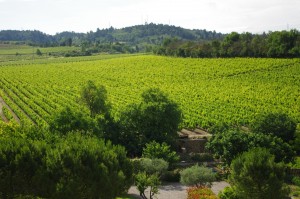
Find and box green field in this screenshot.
[0,44,81,62]
[0,54,299,129]
[0,44,80,55]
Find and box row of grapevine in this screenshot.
[0,55,299,129]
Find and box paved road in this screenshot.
[128,181,230,199]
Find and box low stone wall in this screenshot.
[177,138,208,153]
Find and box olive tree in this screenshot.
[180,164,216,187]
[135,158,168,199]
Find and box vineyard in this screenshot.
[0,55,299,129]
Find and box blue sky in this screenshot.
[0,0,299,35]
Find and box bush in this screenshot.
[187,187,218,199]
[139,158,168,175]
[142,141,179,166]
[180,165,216,187]
[162,169,181,182]
[292,176,300,187]
[218,187,238,199]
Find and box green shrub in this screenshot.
[180,164,216,187]
[139,158,168,175]
[292,176,300,187]
[142,141,179,166]
[218,187,238,199]
[162,169,181,182]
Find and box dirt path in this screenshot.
[128,181,230,199]
[0,96,21,124]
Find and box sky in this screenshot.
[0,0,300,35]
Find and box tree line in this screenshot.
[0,23,222,49]
[155,29,300,58]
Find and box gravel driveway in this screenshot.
[128,181,230,199]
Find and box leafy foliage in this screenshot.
[139,158,169,175]
[218,187,238,199]
[0,127,133,199]
[135,172,160,199]
[119,88,181,156]
[206,130,295,165]
[180,165,216,187]
[252,112,297,143]
[156,29,300,58]
[48,133,133,199]
[49,106,95,135]
[0,137,52,198]
[81,80,111,117]
[230,148,289,199]
[135,158,168,199]
[142,141,179,166]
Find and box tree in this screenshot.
[230,148,289,199]
[80,80,111,118]
[48,133,133,199]
[142,141,179,166]
[49,106,95,135]
[205,131,250,165]
[206,130,295,165]
[180,164,216,187]
[119,88,181,156]
[252,112,297,143]
[36,48,42,56]
[135,172,160,199]
[135,158,168,199]
[0,137,53,198]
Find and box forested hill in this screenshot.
[0,23,224,46]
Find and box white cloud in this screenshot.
[0,0,300,34]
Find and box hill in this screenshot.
[0,23,224,47]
